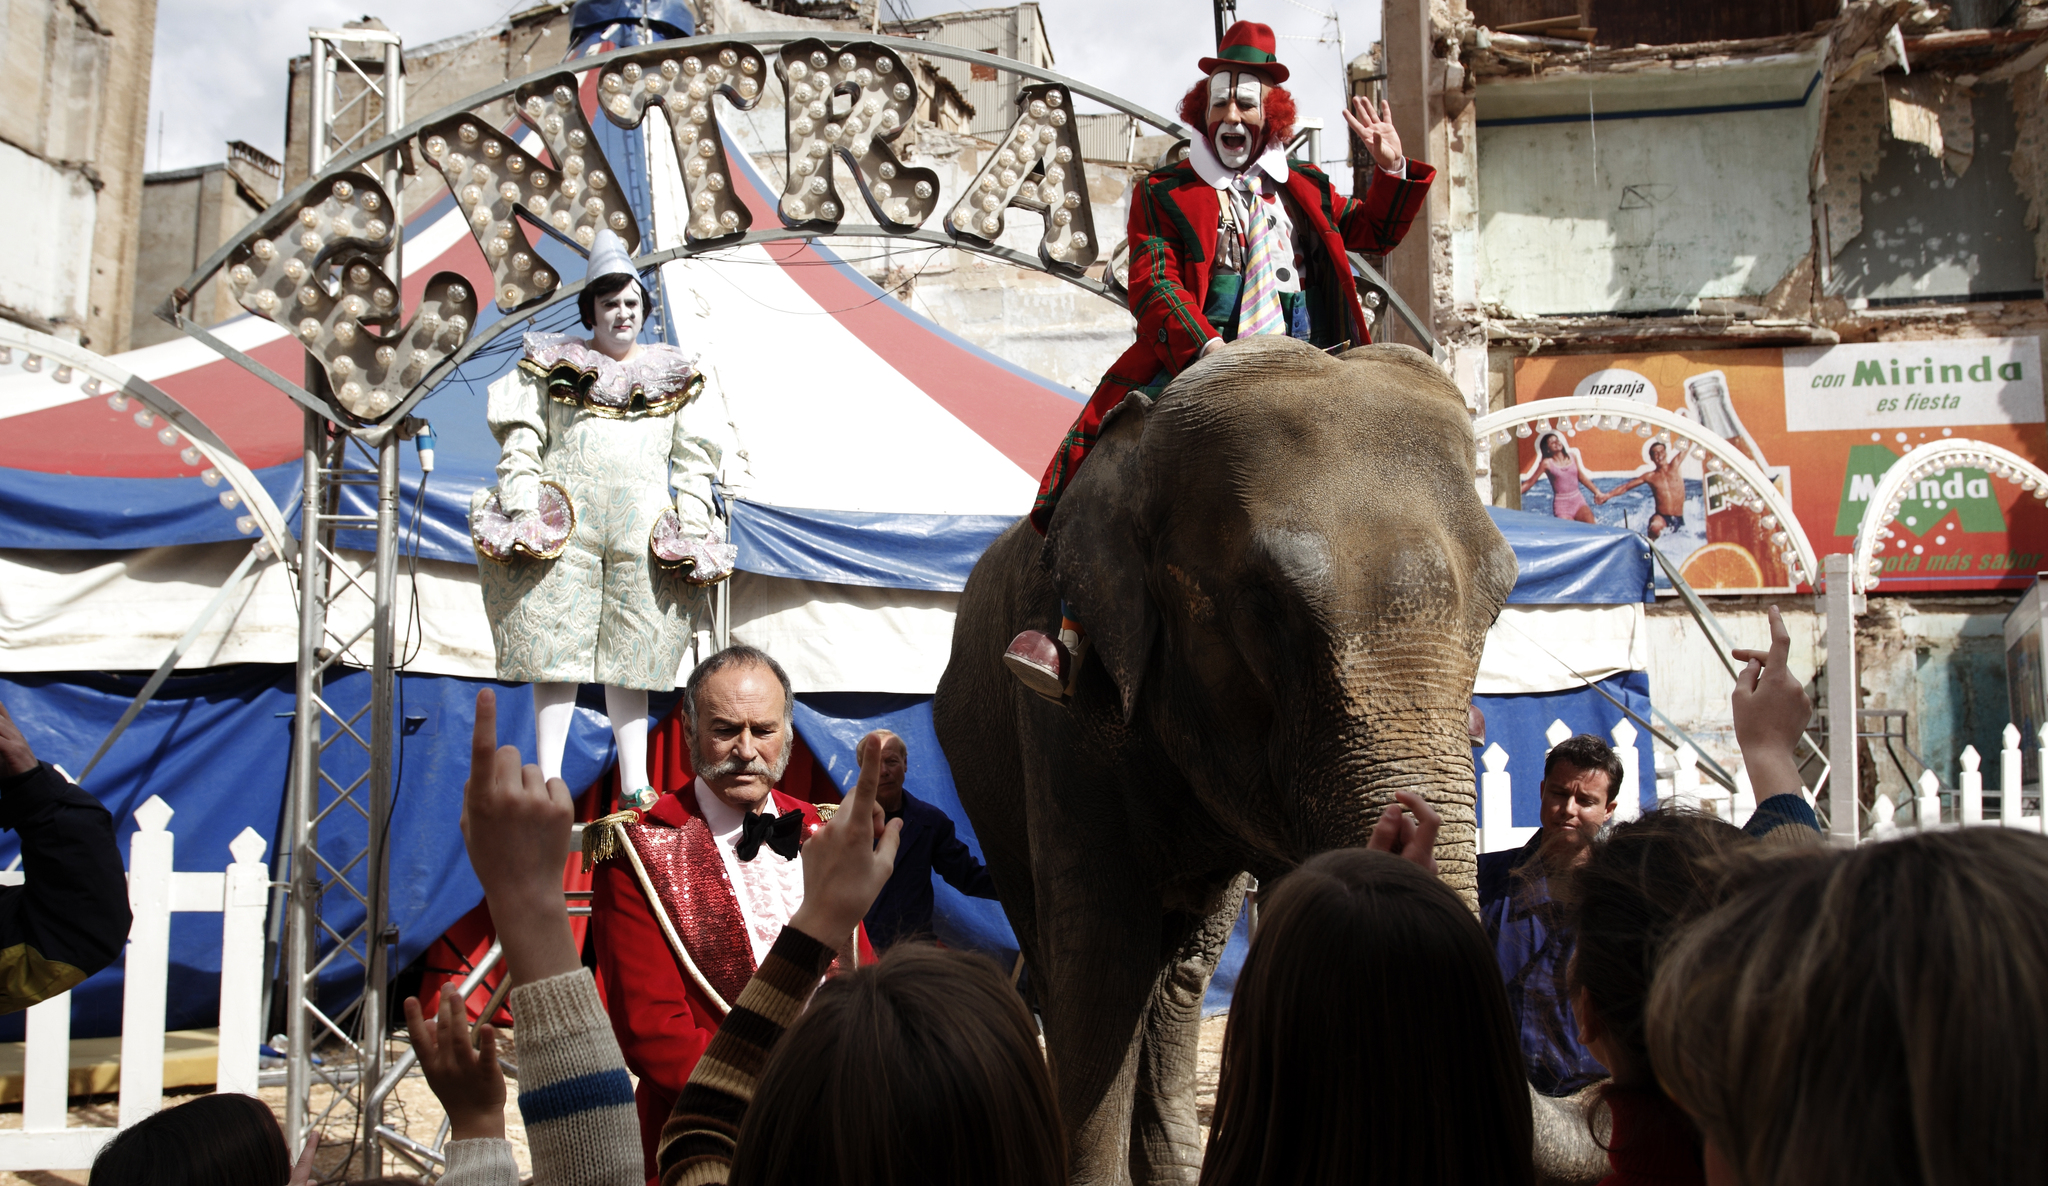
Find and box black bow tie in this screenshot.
[735,809,804,861]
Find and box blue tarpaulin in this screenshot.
[0,463,303,552]
[1489,507,1654,606]
[0,668,626,1040]
[727,502,1655,605]
[732,503,1018,593]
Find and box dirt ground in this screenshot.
[0,1016,1232,1182]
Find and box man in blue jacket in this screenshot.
[1477,733,1616,1097]
[863,734,999,950]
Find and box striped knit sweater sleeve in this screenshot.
[438,967,645,1186]
[1741,791,1826,852]
[657,926,837,1186]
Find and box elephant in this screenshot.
[933,337,1522,1185]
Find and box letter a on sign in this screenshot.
[947,83,1098,270]
[420,77,641,311]
[775,40,939,232]
[596,44,769,244]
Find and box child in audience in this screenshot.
[1200,792,1536,1186]
[1559,603,1826,1186]
[1563,811,1749,1186]
[1648,825,2048,1186]
[88,1092,290,1185]
[408,688,651,1186]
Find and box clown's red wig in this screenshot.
[1178,78,1297,154]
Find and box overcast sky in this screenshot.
[147,0,1379,182]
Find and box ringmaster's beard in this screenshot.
[698,746,791,787]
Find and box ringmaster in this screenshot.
[587,644,868,1173]
[1005,21,1436,697]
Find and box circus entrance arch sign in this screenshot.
[160,33,1192,429]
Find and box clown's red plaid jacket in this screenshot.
[1030,155,1433,532]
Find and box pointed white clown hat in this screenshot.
[585,229,636,284]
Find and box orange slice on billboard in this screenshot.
[1680,542,1766,590]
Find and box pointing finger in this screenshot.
[1766,604,1790,671]
[470,689,497,779]
[874,815,904,870]
[1394,790,1441,854]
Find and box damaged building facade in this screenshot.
[1380,0,2048,813]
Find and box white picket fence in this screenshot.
[0,794,268,1170]
[1478,718,1783,854]
[1868,723,2048,840]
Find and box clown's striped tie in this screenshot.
[1236,187,1286,339]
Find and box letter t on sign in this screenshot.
[420,78,640,311]
[947,83,1097,270]
[596,45,769,244]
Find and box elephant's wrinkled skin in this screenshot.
[933,339,1520,1185]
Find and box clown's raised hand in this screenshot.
[1344,96,1406,173]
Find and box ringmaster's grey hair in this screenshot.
[683,644,795,733]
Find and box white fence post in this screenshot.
[2002,724,2024,827]
[22,992,70,1134]
[1959,746,1983,824]
[118,796,173,1130]
[1544,719,1573,753]
[1609,719,1641,822]
[1481,742,1513,854]
[0,799,268,1173]
[1870,791,1899,840]
[2037,723,2048,825]
[1732,768,1757,829]
[216,828,268,1096]
[1672,744,1701,811]
[1916,770,1943,831]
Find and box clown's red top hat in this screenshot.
[1199,21,1290,84]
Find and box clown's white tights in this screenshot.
[532,682,650,794]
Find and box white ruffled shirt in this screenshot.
[693,778,806,969]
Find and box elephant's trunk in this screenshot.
[1278,636,1486,903]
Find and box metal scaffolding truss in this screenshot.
[279,24,410,1178]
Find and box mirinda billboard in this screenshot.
[1510,337,2048,594]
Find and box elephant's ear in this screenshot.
[1046,393,1156,723]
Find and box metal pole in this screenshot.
[359,433,401,1177]
[309,39,329,172]
[1824,554,1861,846]
[284,410,327,1146]
[383,39,404,282]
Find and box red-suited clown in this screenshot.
[586,643,871,1176]
[1003,21,1434,699]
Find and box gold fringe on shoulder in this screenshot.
[581,812,642,872]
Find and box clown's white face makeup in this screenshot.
[1207,70,1266,170]
[591,284,645,362]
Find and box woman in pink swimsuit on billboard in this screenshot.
[1520,432,1605,524]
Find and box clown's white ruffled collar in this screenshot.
[1188,131,1290,191]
